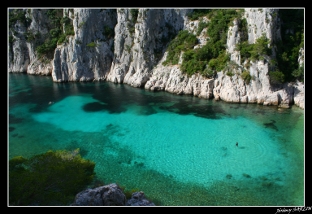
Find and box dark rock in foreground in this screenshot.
[71,183,155,206]
[125,191,155,206]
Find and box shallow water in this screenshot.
[8,73,304,206]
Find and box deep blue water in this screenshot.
[8,73,304,206]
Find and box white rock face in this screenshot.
[26,9,53,75]
[145,54,214,98]
[244,8,281,44]
[226,19,241,65]
[9,9,53,75]
[107,9,190,87]
[8,8,304,109]
[52,9,116,82]
[185,16,208,49]
[294,47,304,108]
[212,8,302,108]
[144,8,302,108]
[298,47,304,66]
[9,33,30,73]
[9,11,30,73]
[293,81,304,109]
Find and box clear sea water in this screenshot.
[8,73,304,206]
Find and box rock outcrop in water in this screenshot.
[8,8,304,109]
[71,183,155,206]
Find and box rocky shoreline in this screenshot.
[9,9,304,109]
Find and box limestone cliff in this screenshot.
[213,9,293,106]
[52,9,117,82]
[8,8,304,109]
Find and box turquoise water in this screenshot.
[8,73,304,206]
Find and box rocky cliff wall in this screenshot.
[52,9,117,82]
[8,8,304,109]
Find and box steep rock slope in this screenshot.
[8,8,304,109]
[52,9,116,82]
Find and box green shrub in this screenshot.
[162,30,198,66]
[292,65,304,82]
[163,9,243,77]
[60,16,70,25]
[46,9,63,27]
[269,70,285,84]
[214,51,230,71]
[275,9,304,82]
[32,10,75,59]
[78,21,85,29]
[182,9,240,75]
[125,44,131,53]
[202,67,216,78]
[183,9,304,84]
[181,57,207,76]
[236,34,271,63]
[57,34,67,45]
[197,20,209,36]
[9,9,31,28]
[226,71,234,77]
[250,34,271,61]
[238,18,248,42]
[103,25,114,39]
[9,149,95,206]
[86,42,97,48]
[60,16,74,36]
[164,9,239,76]
[241,70,252,84]
[49,28,62,38]
[208,58,218,70]
[36,37,58,58]
[67,30,75,36]
[75,39,82,45]
[65,20,74,35]
[187,9,212,21]
[24,32,35,42]
[130,9,139,23]
[127,9,139,35]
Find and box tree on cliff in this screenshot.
[9,148,95,206]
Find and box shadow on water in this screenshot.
[89,82,229,118]
[137,106,158,116]
[82,100,130,114]
[263,119,279,131]
[252,109,267,115]
[82,102,107,112]
[9,114,24,124]
[9,73,229,119]
[230,105,248,110]
[158,100,227,119]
